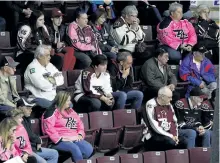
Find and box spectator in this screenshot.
[74,55,126,112]
[141,86,196,151]
[47,8,76,71]
[140,47,178,102]
[108,51,143,110]
[0,16,6,31]
[110,5,148,60]
[16,10,63,73]
[189,4,219,64]
[24,45,64,109]
[174,88,212,147]
[0,56,20,116]
[157,2,197,64]
[179,45,217,99]
[42,91,94,162]
[67,8,101,69]
[89,8,118,60]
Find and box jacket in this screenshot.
[140,57,177,90]
[0,137,20,161]
[0,75,20,107]
[74,67,113,102]
[189,17,219,48]
[22,117,42,152]
[42,108,85,144]
[179,54,216,96]
[107,60,133,92]
[141,98,178,140]
[157,16,197,50]
[24,59,64,101]
[67,21,101,54]
[15,124,33,155]
[110,16,145,52]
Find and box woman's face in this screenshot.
[171,7,183,21]
[36,15,45,28]
[199,9,210,20]
[63,96,71,110]
[9,126,16,140]
[14,114,23,125]
[97,14,106,25]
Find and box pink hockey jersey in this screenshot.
[42,108,85,144]
[157,16,197,50]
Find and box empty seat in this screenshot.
[14,75,29,97]
[113,109,144,149]
[140,25,152,42]
[96,156,120,163]
[76,159,96,163]
[165,149,189,163]
[143,151,165,163]
[78,113,96,147]
[119,154,143,163]
[189,147,211,163]
[89,111,121,151]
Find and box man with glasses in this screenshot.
[0,56,20,116]
[141,86,197,151]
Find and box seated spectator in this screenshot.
[108,51,143,110]
[74,55,126,112]
[24,45,64,109]
[140,47,179,102]
[89,8,118,60]
[189,4,219,64]
[179,45,217,99]
[16,10,63,73]
[111,5,150,61]
[141,86,196,151]
[67,8,101,69]
[47,8,76,71]
[16,98,59,163]
[0,56,20,116]
[157,2,197,64]
[42,91,93,162]
[174,88,212,147]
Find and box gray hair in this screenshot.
[169,2,183,15]
[158,86,171,96]
[196,4,210,14]
[34,44,52,59]
[117,51,132,62]
[121,5,138,17]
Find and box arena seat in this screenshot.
[76,159,96,163]
[143,151,165,163]
[67,69,81,91]
[96,156,120,163]
[14,75,29,97]
[189,147,211,163]
[113,109,144,149]
[140,25,153,42]
[40,1,63,19]
[119,153,143,163]
[89,111,121,152]
[57,71,68,91]
[165,149,189,163]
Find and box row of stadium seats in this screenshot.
[76,148,211,163]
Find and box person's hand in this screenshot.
[22,9,30,16]
[22,153,28,163]
[53,72,62,78]
[184,45,192,52]
[180,44,187,49]
[57,42,64,49]
[172,136,179,145]
[122,67,130,78]
[199,82,205,89]
[76,135,83,142]
[37,144,41,151]
[91,46,96,52]
[130,19,139,31]
[110,47,118,53]
[197,126,205,136]
[168,84,175,91]
[200,12,208,21]
[101,96,113,106]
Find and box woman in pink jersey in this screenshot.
[42,91,93,162]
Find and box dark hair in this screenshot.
[155,46,168,58]
[90,8,107,24]
[29,10,44,31]
[91,55,108,67]
[74,7,87,20]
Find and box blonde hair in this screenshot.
[195,4,210,18]
[9,108,24,117]
[54,91,72,112]
[0,118,18,149]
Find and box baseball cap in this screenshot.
[190,87,205,97]
[51,8,64,18]
[17,98,35,108]
[192,44,208,54]
[0,56,19,68]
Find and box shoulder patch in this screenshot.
[201,102,210,110]
[30,68,35,74]
[175,100,184,109]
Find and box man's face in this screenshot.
[21,107,32,117]
[158,53,169,65]
[121,55,133,70]
[193,51,204,62]
[38,49,51,66]
[191,96,203,106]
[125,13,138,24]
[96,63,107,73]
[160,91,173,105]
[76,13,88,28]
[52,16,63,27]
[4,66,16,75]
[171,7,183,21]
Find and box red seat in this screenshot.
[189,147,211,163]
[119,154,143,163]
[89,111,121,151]
[165,149,189,163]
[76,159,96,163]
[113,109,144,149]
[143,151,165,163]
[96,156,120,163]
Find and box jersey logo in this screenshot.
[93,86,104,94]
[17,136,26,149]
[157,110,171,131]
[184,116,196,126]
[65,117,77,129]
[173,29,188,39]
[175,100,184,109]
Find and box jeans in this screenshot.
[112,90,143,110]
[74,51,92,69]
[32,147,59,163]
[52,140,93,162]
[197,130,212,147]
[32,98,53,109]
[178,129,196,148]
[163,45,182,64]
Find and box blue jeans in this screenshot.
[52,140,93,162]
[33,147,59,163]
[112,90,143,110]
[32,98,53,109]
[197,130,212,147]
[163,45,182,63]
[178,129,197,148]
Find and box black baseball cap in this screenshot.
[192,44,208,54]
[17,98,35,108]
[0,56,19,68]
[190,87,205,97]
